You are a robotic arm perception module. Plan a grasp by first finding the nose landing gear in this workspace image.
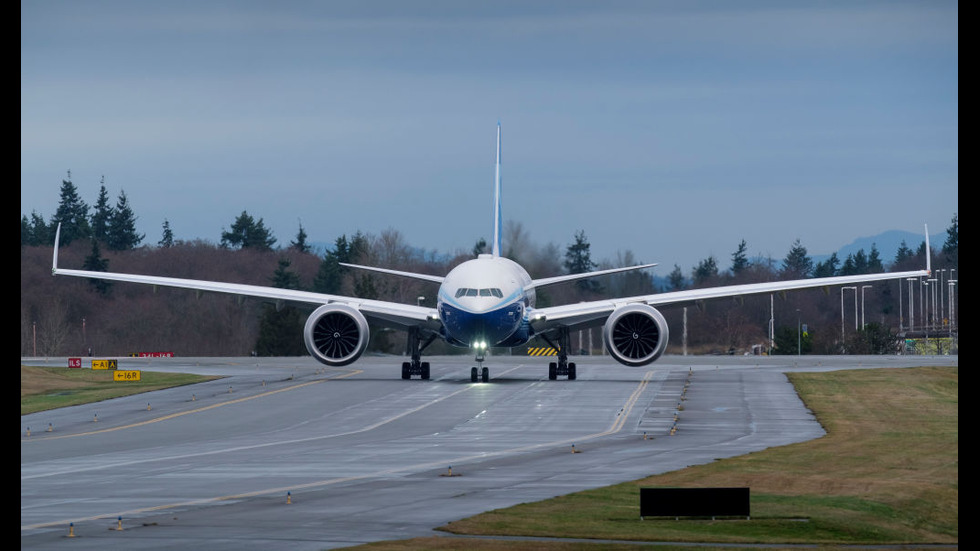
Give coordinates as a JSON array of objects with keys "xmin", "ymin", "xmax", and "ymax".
[{"xmin": 470, "ymin": 352, "xmax": 489, "ymax": 383}]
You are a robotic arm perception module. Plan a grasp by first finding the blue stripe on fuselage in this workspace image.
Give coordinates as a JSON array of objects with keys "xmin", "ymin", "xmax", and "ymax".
[{"xmin": 438, "ymin": 299, "xmax": 523, "ymax": 347}]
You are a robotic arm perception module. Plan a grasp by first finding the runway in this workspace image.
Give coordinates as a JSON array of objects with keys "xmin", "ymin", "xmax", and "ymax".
[{"xmin": 21, "ymin": 353, "xmax": 956, "ymax": 550}]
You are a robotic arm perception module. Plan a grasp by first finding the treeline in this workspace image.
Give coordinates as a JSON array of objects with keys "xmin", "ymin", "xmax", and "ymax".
[{"xmin": 21, "ymin": 176, "xmax": 958, "ymax": 358}]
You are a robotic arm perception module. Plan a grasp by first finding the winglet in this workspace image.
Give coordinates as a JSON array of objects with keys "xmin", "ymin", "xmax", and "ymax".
[
  {"xmin": 924, "ymin": 224, "xmax": 931, "ymax": 275},
  {"xmin": 492, "ymin": 121, "xmax": 502, "ymax": 257},
  {"xmin": 52, "ymin": 223, "xmax": 61, "ymax": 275}
]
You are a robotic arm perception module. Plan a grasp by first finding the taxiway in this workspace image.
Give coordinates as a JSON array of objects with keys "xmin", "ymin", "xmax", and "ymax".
[{"xmin": 21, "ymin": 353, "xmax": 956, "ymax": 550}]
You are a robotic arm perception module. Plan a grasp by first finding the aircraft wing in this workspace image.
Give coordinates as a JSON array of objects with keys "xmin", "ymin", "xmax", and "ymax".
[
  {"xmin": 51, "ymin": 229, "xmax": 437, "ymax": 331},
  {"xmin": 529, "ymin": 267, "xmax": 931, "ymax": 332}
]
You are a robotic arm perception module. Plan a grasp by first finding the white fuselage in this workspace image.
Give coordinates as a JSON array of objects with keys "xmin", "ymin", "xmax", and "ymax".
[{"xmin": 436, "ymin": 254, "xmax": 535, "ymax": 348}]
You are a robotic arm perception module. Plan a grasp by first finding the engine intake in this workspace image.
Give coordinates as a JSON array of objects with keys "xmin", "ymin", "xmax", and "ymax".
[
  {"xmin": 304, "ymin": 304, "xmax": 369, "ymax": 366},
  {"xmin": 602, "ymin": 304, "xmax": 669, "ymax": 366}
]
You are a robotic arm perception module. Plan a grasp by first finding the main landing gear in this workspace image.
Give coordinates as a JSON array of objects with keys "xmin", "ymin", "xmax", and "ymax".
[
  {"xmin": 540, "ymin": 327, "xmax": 576, "ymax": 381},
  {"xmin": 402, "ymin": 327, "xmax": 437, "ymax": 380}
]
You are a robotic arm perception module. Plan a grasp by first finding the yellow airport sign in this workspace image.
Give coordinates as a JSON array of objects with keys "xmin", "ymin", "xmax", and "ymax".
[
  {"xmin": 113, "ymin": 370, "xmax": 141, "ymax": 381},
  {"xmin": 92, "ymin": 359, "xmax": 118, "ymax": 370}
]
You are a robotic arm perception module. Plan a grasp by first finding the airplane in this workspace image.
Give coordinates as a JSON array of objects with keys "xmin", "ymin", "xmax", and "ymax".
[{"xmin": 52, "ymin": 122, "xmax": 932, "ymax": 382}]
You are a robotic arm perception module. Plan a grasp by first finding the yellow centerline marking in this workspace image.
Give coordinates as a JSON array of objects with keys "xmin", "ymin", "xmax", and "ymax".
[{"xmin": 22, "ymin": 366, "xmax": 655, "ymax": 532}]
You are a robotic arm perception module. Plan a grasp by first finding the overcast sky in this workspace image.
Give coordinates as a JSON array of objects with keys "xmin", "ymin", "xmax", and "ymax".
[{"xmin": 22, "ymin": 1, "xmax": 957, "ymax": 273}]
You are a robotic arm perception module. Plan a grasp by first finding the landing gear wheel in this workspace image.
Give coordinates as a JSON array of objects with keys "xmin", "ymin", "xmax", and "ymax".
[
  {"xmin": 481, "ymin": 367, "xmax": 489, "ymax": 383},
  {"xmin": 421, "ymin": 362, "xmax": 430, "ymax": 380},
  {"xmin": 549, "ymin": 362, "xmax": 557, "ymax": 380},
  {"xmin": 471, "ymin": 367, "xmax": 478, "ymax": 383},
  {"xmin": 402, "ymin": 362, "xmax": 411, "ymax": 380},
  {"xmin": 568, "ymin": 362, "xmax": 577, "ymax": 380}
]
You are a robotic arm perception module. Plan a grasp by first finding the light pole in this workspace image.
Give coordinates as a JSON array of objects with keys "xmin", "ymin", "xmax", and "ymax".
[
  {"xmin": 906, "ymin": 278, "xmax": 917, "ymax": 332},
  {"xmin": 937, "ymin": 269, "xmax": 946, "ymax": 325},
  {"xmin": 898, "ymin": 278, "xmax": 903, "ymax": 332},
  {"xmin": 841, "ymin": 286, "xmax": 857, "ymax": 344},
  {"xmin": 919, "ymin": 279, "xmax": 928, "ymax": 335},
  {"xmin": 769, "ymin": 294, "xmax": 775, "ymax": 355},
  {"xmin": 861, "ymin": 285, "xmax": 872, "ymax": 330},
  {"xmin": 947, "ymin": 279, "xmax": 956, "ymax": 335},
  {"xmin": 796, "ymin": 309, "xmax": 801, "ymax": 356}
]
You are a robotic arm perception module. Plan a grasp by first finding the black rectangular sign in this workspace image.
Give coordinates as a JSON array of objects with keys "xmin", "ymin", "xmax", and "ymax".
[{"xmin": 640, "ymin": 487, "xmax": 750, "ymax": 518}]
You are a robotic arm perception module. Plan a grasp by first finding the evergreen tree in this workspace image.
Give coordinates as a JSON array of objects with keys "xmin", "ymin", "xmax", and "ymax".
[
  {"xmin": 159, "ymin": 219, "xmax": 174, "ymax": 248},
  {"xmin": 106, "ymin": 189, "xmax": 144, "ymax": 250},
  {"xmin": 90, "ymin": 179, "xmax": 113, "ymax": 244},
  {"xmin": 220, "ymin": 211, "xmax": 277, "ymax": 250},
  {"xmin": 730, "ymin": 239, "xmax": 749, "ymax": 278},
  {"xmin": 867, "ymin": 244, "xmax": 884, "ymax": 273},
  {"xmin": 472, "ymin": 237, "xmax": 488, "ymax": 256},
  {"xmin": 692, "ymin": 256, "xmax": 719, "ymax": 285},
  {"xmin": 564, "ymin": 230, "xmax": 600, "ymax": 294},
  {"xmin": 813, "ymin": 252, "xmax": 840, "ymax": 278},
  {"xmin": 290, "ymin": 221, "xmax": 311, "ymax": 253},
  {"xmin": 22, "ymin": 210, "xmax": 51, "ymax": 246},
  {"xmin": 780, "ymin": 239, "xmax": 813, "ymax": 279},
  {"xmin": 942, "ymin": 213, "xmax": 957, "ymax": 266},
  {"xmin": 894, "ymin": 240, "xmax": 915, "ymax": 265},
  {"xmin": 51, "ymin": 174, "xmax": 91, "ymax": 246},
  {"xmin": 254, "ymin": 258, "xmax": 305, "ymax": 356},
  {"xmin": 667, "ymin": 264, "xmax": 686, "ymax": 291},
  {"xmin": 82, "ymin": 238, "xmax": 111, "ymax": 294},
  {"xmin": 348, "ymin": 231, "xmax": 369, "ymax": 262},
  {"xmin": 851, "ymin": 249, "xmax": 869, "ymax": 274},
  {"xmin": 313, "ymin": 235, "xmax": 351, "ymax": 294},
  {"xmin": 20, "ymin": 215, "xmax": 30, "ymax": 246}
]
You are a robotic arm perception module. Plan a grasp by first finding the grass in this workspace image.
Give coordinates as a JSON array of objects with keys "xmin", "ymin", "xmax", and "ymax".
[
  {"xmin": 351, "ymin": 366, "xmax": 958, "ymax": 549},
  {"xmin": 20, "ymin": 365, "xmax": 220, "ymax": 415}
]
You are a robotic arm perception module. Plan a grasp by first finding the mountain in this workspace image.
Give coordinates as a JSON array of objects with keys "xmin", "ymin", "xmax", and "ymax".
[{"xmin": 811, "ymin": 229, "xmax": 944, "ymax": 266}]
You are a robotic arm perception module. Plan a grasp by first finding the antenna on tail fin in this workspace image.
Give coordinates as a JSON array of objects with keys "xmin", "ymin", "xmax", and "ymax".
[{"xmin": 492, "ymin": 121, "xmax": 502, "ymax": 257}]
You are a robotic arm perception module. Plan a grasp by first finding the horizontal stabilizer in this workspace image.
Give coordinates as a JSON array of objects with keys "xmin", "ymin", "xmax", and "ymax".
[
  {"xmin": 528, "ymin": 263, "xmax": 657, "ymax": 291},
  {"xmin": 339, "ymin": 263, "xmax": 445, "ymax": 284}
]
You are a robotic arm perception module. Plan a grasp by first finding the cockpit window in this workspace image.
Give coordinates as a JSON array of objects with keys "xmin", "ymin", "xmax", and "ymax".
[{"xmin": 455, "ymin": 287, "xmax": 505, "ymax": 299}]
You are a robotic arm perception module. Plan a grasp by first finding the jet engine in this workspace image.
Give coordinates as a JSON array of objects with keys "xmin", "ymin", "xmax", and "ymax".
[
  {"xmin": 303, "ymin": 304, "xmax": 370, "ymax": 366},
  {"xmin": 602, "ymin": 304, "xmax": 669, "ymax": 366}
]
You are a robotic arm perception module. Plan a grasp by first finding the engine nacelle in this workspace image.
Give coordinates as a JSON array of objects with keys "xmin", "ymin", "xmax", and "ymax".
[
  {"xmin": 304, "ymin": 304, "xmax": 370, "ymax": 366},
  {"xmin": 602, "ymin": 304, "xmax": 669, "ymax": 367}
]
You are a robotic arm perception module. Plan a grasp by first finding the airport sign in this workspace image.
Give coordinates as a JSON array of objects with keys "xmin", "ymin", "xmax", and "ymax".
[{"xmin": 92, "ymin": 359, "xmax": 118, "ymax": 370}]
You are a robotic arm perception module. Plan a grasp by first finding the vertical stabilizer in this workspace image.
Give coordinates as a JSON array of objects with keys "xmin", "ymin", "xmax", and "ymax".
[{"xmin": 492, "ymin": 121, "xmax": 502, "ymax": 257}]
